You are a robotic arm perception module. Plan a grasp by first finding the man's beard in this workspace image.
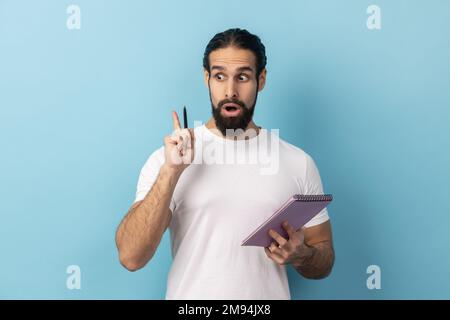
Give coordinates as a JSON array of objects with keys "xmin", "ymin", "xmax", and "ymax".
[{"xmin": 208, "ymin": 82, "xmax": 258, "ymax": 137}]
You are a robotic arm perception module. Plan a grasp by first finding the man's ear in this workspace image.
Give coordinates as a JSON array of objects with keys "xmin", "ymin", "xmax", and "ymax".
[
  {"xmin": 204, "ymin": 68, "xmax": 210, "ymax": 88},
  {"xmin": 257, "ymin": 68, "xmax": 267, "ymax": 92}
]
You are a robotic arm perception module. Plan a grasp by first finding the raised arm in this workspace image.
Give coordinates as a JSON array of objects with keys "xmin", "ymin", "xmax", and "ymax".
[{"xmin": 115, "ymin": 111, "xmax": 195, "ymax": 271}]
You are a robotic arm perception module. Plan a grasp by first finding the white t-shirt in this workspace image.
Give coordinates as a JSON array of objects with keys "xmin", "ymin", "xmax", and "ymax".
[{"xmin": 134, "ymin": 124, "xmax": 330, "ymax": 300}]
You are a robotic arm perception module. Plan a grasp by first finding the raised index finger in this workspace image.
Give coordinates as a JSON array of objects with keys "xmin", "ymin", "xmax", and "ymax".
[{"xmin": 172, "ymin": 111, "xmax": 181, "ymax": 130}]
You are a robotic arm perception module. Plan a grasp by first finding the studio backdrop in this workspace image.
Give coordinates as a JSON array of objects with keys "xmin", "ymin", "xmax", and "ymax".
[{"xmin": 1, "ymin": 0, "xmax": 449, "ymax": 299}]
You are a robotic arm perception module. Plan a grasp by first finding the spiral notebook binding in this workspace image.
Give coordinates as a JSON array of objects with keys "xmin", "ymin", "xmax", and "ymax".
[{"xmin": 293, "ymin": 194, "xmax": 333, "ymax": 202}]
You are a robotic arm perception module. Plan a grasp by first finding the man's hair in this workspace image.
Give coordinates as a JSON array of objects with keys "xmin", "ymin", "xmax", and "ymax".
[{"xmin": 203, "ymin": 28, "xmax": 267, "ymax": 78}]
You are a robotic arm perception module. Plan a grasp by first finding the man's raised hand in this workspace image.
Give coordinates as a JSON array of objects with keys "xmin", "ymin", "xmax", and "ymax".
[{"xmin": 163, "ymin": 111, "xmax": 195, "ymax": 174}]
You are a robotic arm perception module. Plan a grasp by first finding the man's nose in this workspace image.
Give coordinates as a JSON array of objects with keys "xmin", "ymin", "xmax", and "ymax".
[{"xmin": 225, "ymin": 79, "xmax": 238, "ymax": 99}]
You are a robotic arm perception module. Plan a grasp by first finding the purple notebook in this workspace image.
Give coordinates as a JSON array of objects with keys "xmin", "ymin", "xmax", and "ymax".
[{"xmin": 241, "ymin": 194, "xmax": 333, "ymax": 247}]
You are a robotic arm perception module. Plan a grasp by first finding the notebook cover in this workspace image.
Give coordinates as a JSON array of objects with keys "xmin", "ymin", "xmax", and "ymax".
[{"xmin": 241, "ymin": 194, "xmax": 333, "ymax": 247}]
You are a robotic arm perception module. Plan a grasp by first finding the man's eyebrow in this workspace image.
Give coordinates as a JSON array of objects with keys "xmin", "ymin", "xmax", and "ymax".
[
  {"xmin": 210, "ymin": 65, "xmax": 254, "ymax": 73},
  {"xmin": 211, "ymin": 65, "xmax": 225, "ymax": 71},
  {"xmin": 236, "ymin": 66, "xmax": 254, "ymax": 73}
]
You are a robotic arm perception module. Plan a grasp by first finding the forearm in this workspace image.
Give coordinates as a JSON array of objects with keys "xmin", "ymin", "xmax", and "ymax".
[
  {"xmin": 116, "ymin": 164, "xmax": 181, "ymax": 270},
  {"xmin": 293, "ymin": 241, "xmax": 335, "ymax": 279}
]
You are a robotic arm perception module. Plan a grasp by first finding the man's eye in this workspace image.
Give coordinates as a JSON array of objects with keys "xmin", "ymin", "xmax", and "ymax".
[
  {"xmin": 238, "ymin": 74, "xmax": 249, "ymax": 81},
  {"xmin": 214, "ymin": 74, "xmax": 225, "ymax": 80}
]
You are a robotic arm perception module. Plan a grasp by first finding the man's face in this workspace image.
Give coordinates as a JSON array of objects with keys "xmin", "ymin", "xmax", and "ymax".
[{"xmin": 204, "ymin": 46, "xmax": 266, "ymax": 136}]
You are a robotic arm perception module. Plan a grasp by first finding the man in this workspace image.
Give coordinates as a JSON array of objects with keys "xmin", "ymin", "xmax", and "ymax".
[{"xmin": 115, "ymin": 28, "xmax": 335, "ymax": 299}]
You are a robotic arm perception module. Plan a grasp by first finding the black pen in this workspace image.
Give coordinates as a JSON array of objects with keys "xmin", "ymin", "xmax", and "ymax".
[{"xmin": 183, "ymin": 106, "xmax": 188, "ymax": 129}]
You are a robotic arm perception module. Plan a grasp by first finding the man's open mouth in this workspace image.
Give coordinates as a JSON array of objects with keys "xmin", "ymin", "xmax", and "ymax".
[
  {"xmin": 222, "ymin": 106, "xmax": 241, "ymax": 117},
  {"xmin": 222, "ymin": 104, "xmax": 242, "ymax": 117}
]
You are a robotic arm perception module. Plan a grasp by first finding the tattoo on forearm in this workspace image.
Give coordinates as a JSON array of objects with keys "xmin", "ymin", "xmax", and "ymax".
[{"xmin": 295, "ymin": 241, "xmax": 335, "ymax": 279}]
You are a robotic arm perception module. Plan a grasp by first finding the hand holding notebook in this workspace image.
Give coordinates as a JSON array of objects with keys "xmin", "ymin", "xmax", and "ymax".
[{"xmin": 241, "ymin": 194, "xmax": 333, "ymax": 247}]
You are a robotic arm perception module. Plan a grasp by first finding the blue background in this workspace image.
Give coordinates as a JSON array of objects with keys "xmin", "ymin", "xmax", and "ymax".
[{"xmin": 1, "ymin": 0, "xmax": 449, "ymax": 299}]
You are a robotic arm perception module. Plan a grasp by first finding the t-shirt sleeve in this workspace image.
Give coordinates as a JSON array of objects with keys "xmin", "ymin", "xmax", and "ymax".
[
  {"xmin": 303, "ymin": 153, "xmax": 330, "ymax": 228},
  {"xmin": 134, "ymin": 147, "xmax": 176, "ymax": 213}
]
